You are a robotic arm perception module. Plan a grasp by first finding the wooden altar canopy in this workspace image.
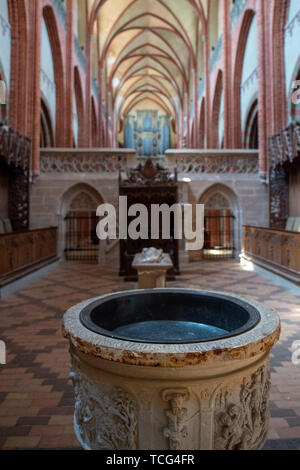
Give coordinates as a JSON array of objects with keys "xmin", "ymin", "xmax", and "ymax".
[{"xmin": 119, "ymin": 159, "xmax": 180, "ymax": 280}]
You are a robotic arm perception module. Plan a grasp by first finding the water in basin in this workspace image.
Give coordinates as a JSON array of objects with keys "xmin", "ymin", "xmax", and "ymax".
[{"xmin": 113, "ymin": 320, "xmax": 229, "ymax": 342}]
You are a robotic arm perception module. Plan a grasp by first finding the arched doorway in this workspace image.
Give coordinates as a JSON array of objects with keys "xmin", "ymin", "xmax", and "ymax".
[
  {"xmin": 59, "ymin": 184, "xmax": 103, "ymax": 263},
  {"xmin": 199, "ymin": 184, "xmax": 241, "ymax": 260}
]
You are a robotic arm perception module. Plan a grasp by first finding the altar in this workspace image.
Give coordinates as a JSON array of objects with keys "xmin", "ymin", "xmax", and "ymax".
[
  {"xmin": 119, "ymin": 159, "xmax": 180, "ymax": 280},
  {"xmin": 132, "ymin": 248, "xmax": 173, "ymax": 289}
]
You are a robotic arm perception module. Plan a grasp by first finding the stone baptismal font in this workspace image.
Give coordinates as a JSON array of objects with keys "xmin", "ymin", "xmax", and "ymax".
[{"xmin": 63, "ymin": 289, "xmax": 280, "ymax": 450}]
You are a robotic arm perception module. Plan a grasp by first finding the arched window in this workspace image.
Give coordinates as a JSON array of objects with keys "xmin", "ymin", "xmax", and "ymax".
[
  {"xmin": 290, "ymin": 67, "xmax": 300, "ymax": 122},
  {"xmin": 0, "ymin": 71, "xmax": 8, "ymax": 124},
  {"xmin": 40, "ymin": 98, "xmax": 54, "ymax": 148},
  {"xmin": 244, "ymin": 99, "xmax": 259, "ymax": 149}
]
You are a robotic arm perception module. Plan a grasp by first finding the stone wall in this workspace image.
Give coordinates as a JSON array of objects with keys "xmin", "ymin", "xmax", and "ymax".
[
  {"xmin": 30, "ymin": 149, "xmax": 268, "ymax": 265},
  {"xmin": 186, "ymin": 174, "xmax": 268, "ymax": 257},
  {"xmin": 30, "ymin": 173, "xmax": 119, "ymax": 258}
]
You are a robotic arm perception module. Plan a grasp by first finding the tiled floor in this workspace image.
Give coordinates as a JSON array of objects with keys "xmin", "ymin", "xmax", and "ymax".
[{"xmin": 0, "ymin": 260, "xmax": 299, "ymax": 450}]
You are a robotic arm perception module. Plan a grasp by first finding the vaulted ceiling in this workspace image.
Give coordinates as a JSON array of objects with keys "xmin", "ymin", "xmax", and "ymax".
[{"xmin": 88, "ymin": 0, "xmax": 219, "ymax": 123}]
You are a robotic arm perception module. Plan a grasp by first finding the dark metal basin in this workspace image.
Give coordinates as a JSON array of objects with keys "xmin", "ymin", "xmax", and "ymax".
[{"xmin": 79, "ymin": 289, "xmax": 260, "ymax": 344}]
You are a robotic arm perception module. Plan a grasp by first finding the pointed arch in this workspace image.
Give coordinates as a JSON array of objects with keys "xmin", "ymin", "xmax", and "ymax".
[
  {"xmin": 42, "ymin": 5, "xmax": 65, "ymax": 146},
  {"xmin": 57, "ymin": 183, "xmax": 104, "ymax": 258},
  {"xmin": 233, "ymin": 9, "xmax": 256, "ymax": 148},
  {"xmin": 244, "ymin": 97, "xmax": 259, "ymax": 149},
  {"xmin": 199, "ymin": 183, "xmax": 242, "ymax": 257}
]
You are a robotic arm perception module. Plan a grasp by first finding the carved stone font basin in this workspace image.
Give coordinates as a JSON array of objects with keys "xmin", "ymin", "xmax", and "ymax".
[{"xmin": 63, "ymin": 289, "xmax": 280, "ymax": 450}]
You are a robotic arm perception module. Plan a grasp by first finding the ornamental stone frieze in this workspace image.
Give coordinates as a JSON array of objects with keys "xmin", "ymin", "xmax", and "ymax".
[
  {"xmin": 165, "ymin": 150, "xmax": 259, "ymax": 175},
  {"xmin": 39, "ymin": 149, "xmax": 136, "ymax": 174},
  {"xmin": 39, "ymin": 149, "xmax": 261, "ymax": 176}
]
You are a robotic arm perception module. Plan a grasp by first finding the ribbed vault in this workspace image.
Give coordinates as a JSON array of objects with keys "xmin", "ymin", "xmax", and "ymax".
[{"xmin": 86, "ymin": 0, "xmax": 220, "ymax": 147}]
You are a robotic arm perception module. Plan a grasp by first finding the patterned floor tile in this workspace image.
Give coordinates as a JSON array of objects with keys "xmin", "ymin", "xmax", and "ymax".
[{"xmin": 0, "ymin": 260, "xmax": 299, "ymax": 450}]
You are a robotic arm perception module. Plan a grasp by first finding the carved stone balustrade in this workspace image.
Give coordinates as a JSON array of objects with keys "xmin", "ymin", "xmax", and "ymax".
[
  {"xmin": 165, "ymin": 149, "xmax": 259, "ymax": 175},
  {"xmin": 38, "ymin": 148, "xmax": 261, "ymax": 177},
  {"xmin": 242, "ymin": 225, "xmax": 300, "ymax": 285},
  {"xmin": 39, "ymin": 148, "xmax": 137, "ymax": 174}
]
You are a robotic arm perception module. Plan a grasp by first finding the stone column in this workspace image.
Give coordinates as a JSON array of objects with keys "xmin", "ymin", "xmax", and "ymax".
[
  {"xmin": 257, "ymin": 0, "xmax": 268, "ymax": 179},
  {"xmin": 185, "ymin": 92, "xmax": 190, "ymax": 148},
  {"xmin": 7, "ymin": 0, "xmax": 28, "ymax": 136},
  {"xmin": 192, "ymin": 69, "xmax": 198, "ymax": 148},
  {"xmin": 65, "ymin": 0, "xmax": 75, "ymax": 147},
  {"xmin": 26, "ymin": 0, "xmax": 42, "ymax": 175},
  {"xmin": 98, "ymin": 69, "xmax": 104, "ymax": 147},
  {"xmin": 204, "ymin": 32, "xmax": 211, "ymax": 149},
  {"xmin": 222, "ymin": 0, "xmax": 233, "ymax": 149},
  {"xmin": 85, "ymin": 28, "xmax": 93, "ymax": 147}
]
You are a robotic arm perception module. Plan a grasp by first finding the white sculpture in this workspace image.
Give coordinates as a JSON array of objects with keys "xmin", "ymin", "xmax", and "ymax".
[{"xmin": 140, "ymin": 247, "xmax": 163, "ymax": 264}]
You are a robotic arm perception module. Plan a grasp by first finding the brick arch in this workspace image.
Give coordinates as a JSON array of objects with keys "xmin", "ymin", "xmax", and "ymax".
[
  {"xmin": 74, "ymin": 66, "xmax": 84, "ymax": 147},
  {"xmin": 211, "ymin": 70, "xmax": 223, "ymax": 148},
  {"xmin": 272, "ymin": 0, "xmax": 290, "ymax": 132},
  {"xmin": 7, "ymin": 0, "xmax": 28, "ymax": 133},
  {"xmin": 43, "ymin": 5, "xmax": 65, "ymax": 146},
  {"xmin": 233, "ymin": 9, "xmax": 256, "ymax": 148}
]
